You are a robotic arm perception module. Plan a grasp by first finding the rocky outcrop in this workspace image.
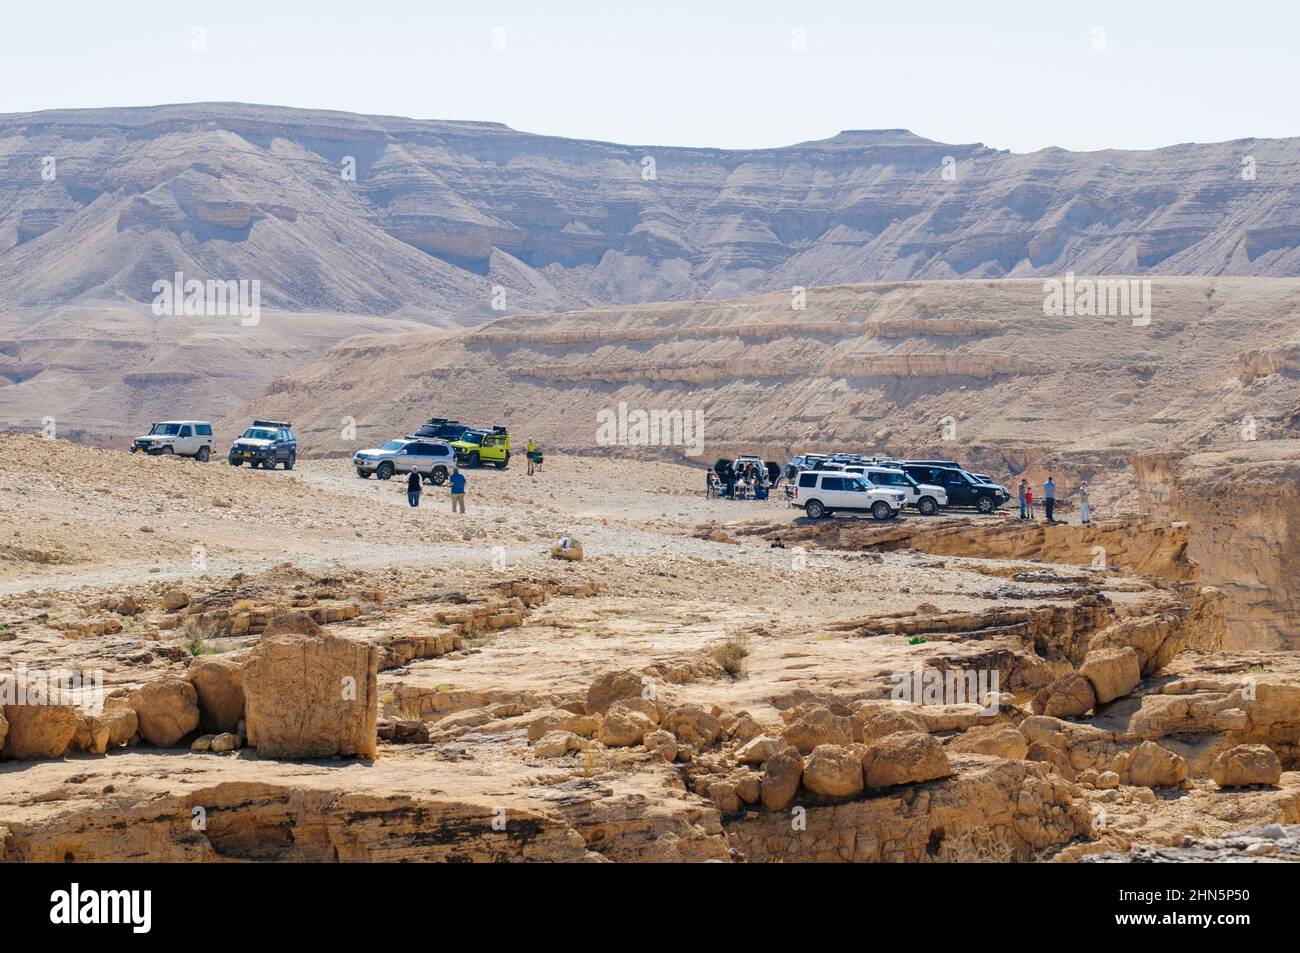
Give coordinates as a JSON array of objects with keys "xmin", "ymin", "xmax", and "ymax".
[
  {"xmin": 1134, "ymin": 444, "xmax": 1300, "ymax": 649},
  {"xmin": 241, "ymin": 618, "xmax": 381, "ymax": 759}
]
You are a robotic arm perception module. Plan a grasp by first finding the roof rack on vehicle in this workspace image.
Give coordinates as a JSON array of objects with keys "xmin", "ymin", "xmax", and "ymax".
[
  {"xmin": 491, "ymin": 425, "xmax": 508, "ymax": 433},
  {"xmin": 253, "ymin": 420, "xmax": 291, "ymax": 428}
]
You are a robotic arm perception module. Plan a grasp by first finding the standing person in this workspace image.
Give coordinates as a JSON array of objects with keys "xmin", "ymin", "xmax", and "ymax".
[
  {"xmin": 450, "ymin": 466, "xmax": 466, "ymax": 514},
  {"xmin": 1026, "ymin": 488, "xmax": 1035, "ymax": 520},
  {"xmin": 1072, "ymin": 481, "xmax": 1091, "ymax": 524},
  {"xmin": 406, "ymin": 468, "xmax": 422, "ymax": 508},
  {"xmin": 1044, "ymin": 475, "xmax": 1057, "ymax": 523},
  {"xmin": 526, "ymin": 438, "xmax": 536, "ymax": 477},
  {"xmin": 1018, "ymin": 480, "xmax": 1028, "ymax": 521}
]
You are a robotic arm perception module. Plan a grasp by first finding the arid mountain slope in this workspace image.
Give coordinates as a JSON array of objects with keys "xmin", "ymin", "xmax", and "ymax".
[
  {"xmin": 0, "ymin": 307, "xmax": 429, "ymax": 445},
  {"xmin": 237, "ymin": 276, "xmax": 1300, "ymax": 482},
  {"xmin": 3, "ymin": 103, "xmax": 1300, "ymax": 322}
]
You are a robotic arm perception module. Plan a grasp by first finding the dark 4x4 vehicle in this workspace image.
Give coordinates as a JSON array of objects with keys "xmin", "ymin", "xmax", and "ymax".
[
  {"xmin": 900, "ymin": 463, "xmax": 1009, "ymax": 514},
  {"xmin": 229, "ymin": 420, "xmax": 298, "ymax": 470},
  {"xmin": 412, "ymin": 417, "xmax": 467, "ymax": 441}
]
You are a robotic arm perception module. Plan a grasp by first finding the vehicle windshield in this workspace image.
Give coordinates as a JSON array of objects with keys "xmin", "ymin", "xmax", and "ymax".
[
  {"xmin": 871, "ymin": 471, "xmax": 904, "ymax": 486},
  {"xmin": 242, "ymin": 428, "xmax": 276, "ymax": 441},
  {"xmin": 149, "ymin": 423, "xmax": 182, "ymax": 436},
  {"xmin": 459, "ymin": 432, "xmax": 484, "ymax": 445},
  {"xmin": 380, "ymin": 440, "xmax": 407, "ymax": 451}
]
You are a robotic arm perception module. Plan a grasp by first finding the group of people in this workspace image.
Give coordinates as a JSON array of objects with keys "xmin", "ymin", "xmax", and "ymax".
[
  {"xmin": 403, "ymin": 437, "xmax": 543, "ymax": 512},
  {"xmin": 707, "ymin": 463, "xmax": 769, "ymax": 500},
  {"xmin": 406, "ymin": 466, "xmax": 467, "ymax": 512},
  {"xmin": 1017, "ymin": 475, "xmax": 1091, "ymax": 524}
]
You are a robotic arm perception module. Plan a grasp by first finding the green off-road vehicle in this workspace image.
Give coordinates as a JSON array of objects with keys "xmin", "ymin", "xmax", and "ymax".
[{"xmin": 449, "ymin": 426, "xmax": 510, "ymax": 468}]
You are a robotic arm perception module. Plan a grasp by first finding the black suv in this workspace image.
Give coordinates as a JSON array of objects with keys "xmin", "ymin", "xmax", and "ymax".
[
  {"xmin": 900, "ymin": 462, "xmax": 1009, "ymax": 514},
  {"xmin": 228, "ymin": 420, "xmax": 298, "ymax": 470},
  {"xmin": 413, "ymin": 417, "xmax": 467, "ymax": 441}
]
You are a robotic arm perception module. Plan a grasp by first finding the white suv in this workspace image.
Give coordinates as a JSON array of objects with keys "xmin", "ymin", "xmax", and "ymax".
[
  {"xmin": 852, "ymin": 465, "xmax": 947, "ymax": 516},
  {"xmin": 130, "ymin": 421, "xmax": 214, "ymax": 461},
  {"xmin": 353, "ymin": 438, "xmax": 455, "ymax": 484},
  {"xmin": 792, "ymin": 471, "xmax": 906, "ymax": 520}
]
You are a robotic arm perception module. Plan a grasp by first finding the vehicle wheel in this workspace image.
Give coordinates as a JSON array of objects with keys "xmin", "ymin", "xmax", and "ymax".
[
  {"xmin": 160, "ymin": 446, "xmax": 174, "ymax": 455},
  {"xmin": 494, "ymin": 451, "xmax": 509, "ymax": 469},
  {"xmin": 356, "ymin": 468, "xmax": 370, "ymax": 478},
  {"xmin": 230, "ymin": 458, "xmax": 242, "ymax": 467},
  {"xmin": 261, "ymin": 459, "xmax": 276, "ymax": 470},
  {"xmin": 871, "ymin": 500, "xmax": 894, "ymax": 521},
  {"xmin": 467, "ymin": 451, "xmax": 480, "ymax": 468},
  {"xmin": 917, "ymin": 496, "xmax": 938, "ymax": 516},
  {"xmin": 196, "ymin": 447, "xmax": 210, "ymax": 463},
  {"xmin": 427, "ymin": 467, "xmax": 447, "ymax": 486},
  {"xmin": 805, "ymin": 500, "xmax": 826, "ymax": 520},
  {"xmin": 283, "ymin": 453, "xmax": 295, "ymax": 471},
  {"xmin": 976, "ymin": 496, "xmax": 996, "ymax": 514},
  {"xmin": 376, "ymin": 462, "xmax": 394, "ymax": 480}
]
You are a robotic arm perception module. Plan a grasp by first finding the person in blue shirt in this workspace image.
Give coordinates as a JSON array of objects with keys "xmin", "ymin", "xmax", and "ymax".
[
  {"xmin": 450, "ymin": 467, "xmax": 466, "ymax": 513},
  {"xmin": 1044, "ymin": 476, "xmax": 1057, "ymax": 523},
  {"xmin": 1017, "ymin": 479, "xmax": 1028, "ymax": 520}
]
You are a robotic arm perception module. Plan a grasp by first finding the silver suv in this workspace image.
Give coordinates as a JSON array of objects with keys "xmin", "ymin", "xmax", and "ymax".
[
  {"xmin": 130, "ymin": 421, "xmax": 214, "ymax": 461},
  {"xmin": 353, "ymin": 438, "xmax": 455, "ymax": 483}
]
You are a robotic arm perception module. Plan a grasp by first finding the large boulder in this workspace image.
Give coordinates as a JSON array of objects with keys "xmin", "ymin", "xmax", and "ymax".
[
  {"xmin": 130, "ymin": 677, "xmax": 200, "ymax": 747},
  {"xmin": 241, "ymin": 623, "xmax": 380, "ymax": 759},
  {"xmin": 1212, "ymin": 745, "xmax": 1282, "ymax": 788},
  {"xmin": 802, "ymin": 744, "xmax": 864, "ymax": 798},
  {"xmin": 549, "ymin": 537, "xmax": 583, "ymax": 561},
  {"xmin": 861, "ymin": 731, "xmax": 951, "ymax": 788},
  {"xmin": 946, "ymin": 724, "xmax": 1029, "ymax": 759},
  {"xmin": 1032, "ymin": 672, "xmax": 1097, "ymax": 719},
  {"xmin": 779, "ymin": 707, "xmax": 856, "ymax": 753},
  {"xmin": 1124, "ymin": 741, "xmax": 1187, "ymax": 788},
  {"xmin": 1090, "ymin": 614, "xmax": 1184, "ymax": 675},
  {"xmin": 1, "ymin": 704, "xmax": 81, "ymax": 758},
  {"xmin": 186, "ymin": 655, "xmax": 244, "ymax": 734},
  {"xmin": 760, "ymin": 746, "xmax": 804, "ymax": 810},
  {"xmin": 736, "ymin": 735, "xmax": 780, "ymax": 765},
  {"xmin": 1080, "ymin": 647, "xmax": 1142, "ymax": 705},
  {"xmin": 527, "ymin": 709, "xmax": 600, "ymax": 741},
  {"xmin": 662, "ymin": 705, "xmax": 721, "ymax": 750},
  {"xmin": 585, "ymin": 670, "xmax": 646, "ymax": 713},
  {"xmin": 598, "ymin": 705, "xmax": 656, "ymax": 747},
  {"xmin": 856, "ymin": 705, "xmax": 926, "ymax": 743}
]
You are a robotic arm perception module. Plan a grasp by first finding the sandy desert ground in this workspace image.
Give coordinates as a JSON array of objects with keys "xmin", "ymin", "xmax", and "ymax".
[{"xmin": 1, "ymin": 433, "xmax": 1297, "ymax": 862}]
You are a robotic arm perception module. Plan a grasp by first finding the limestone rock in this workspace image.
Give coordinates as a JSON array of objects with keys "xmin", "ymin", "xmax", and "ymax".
[
  {"xmin": 1032, "ymin": 672, "xmax": 1097, "ymax": 719},
  {"xmin": 98, "ymin": 706, "xmax": 138, "ymax": 747},
  {"xmin": 1124, "ymin": 741, "xmax": 1187, "ymax": 788},
  {"xmin": 585, "ymin": 670, "xmax": 645, "ymax": 713},
  {"xmin": 191, "ymin": 734, "xmax": 214, "ymax": 752},
  {"xmin": 262, "ymin": 611, "xmax": 323, "ymax": 638},
  {"xmin": 856, "ymin": 705, "xmax": 926, "ymax": 743},
  {"xmin": 662, "ymin": 705, "xmax": 721, "ymax": 750},
  {"xmin": 760, "ymin": 746, "xmax": 804, "ymax": 810},
  {"xmin": 1081, "ymin": 646, "xmax": 1142, "ymax": 705},
  {"xmin": 209, "ymin": 732, "xmax": 242, "ymax": 753},
  {"xmin": 802, "ymin": 744, "xmax": 865, "ymax": 798},
  {"xmin": 528, "ymin": 709, "xmax": 600, "ymax": 741},
  {"xmin": 2, "ymin": 703, "xmax": 80, "ymax": 758},
  {"xmin": 643, "ymin": 729, "xmax": 678, "ymax": 762},
  {"xmin": 1212, "ymin": 745, "xmax": 1282, "ymax": 788},
  {"xmin": 186, "ymin": 655, "xmax": 244, "ymax": 734},
  {"xmin": 862, "ymin": 731, "xmax": 951, "ymax": 788},
  {"xmin": 549, "ymin": 537, "xmax": 583, "ymax": 560},
  {"xmin": 736, "ymin": 735, "xmax": 780, "ymax": 765},
  {"xmin": 779, "ymin": 706, "xmax": 855, "ymax": 754},
  {"xmin": 533, "ymin": 730, "xmax": 584, "ymax": 758},
  {"xmin": 161, "ymin": 589, "xmax": 190, "ymax": 611},
  {"xmin": 241, "ymin": 625, "xmax": 380, "ymax": 759},
  {"xmin": 598, "ymin": 705, "xmax": 655, "ymax": 747},
  {"xmin": 71, "ymin": 715, "xmax": 111, "ymax": 755},
  {"xmin": 946, "ymin": 724, "xmax": 1029, "ymax": 759},
  {"xmin": 130, "ymin": 677, "xmax": 200, "ymax": 747}
]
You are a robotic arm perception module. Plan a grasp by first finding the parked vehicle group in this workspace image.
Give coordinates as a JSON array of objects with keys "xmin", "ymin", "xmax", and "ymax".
[{"xmin": 710, "ymin": 450, "xmax": 1013, "ymax": 522}]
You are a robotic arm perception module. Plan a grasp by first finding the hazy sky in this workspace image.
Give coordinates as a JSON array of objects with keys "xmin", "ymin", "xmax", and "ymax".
[{"xmin": 0, "ymin": 0, "xmax": 1294, "ymax": 153}]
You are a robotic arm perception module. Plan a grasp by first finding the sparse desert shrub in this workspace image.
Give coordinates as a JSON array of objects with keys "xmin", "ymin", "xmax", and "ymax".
[{"xmin": 710, "ymin": 631, "xmax": 750, "ymax": 678}]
